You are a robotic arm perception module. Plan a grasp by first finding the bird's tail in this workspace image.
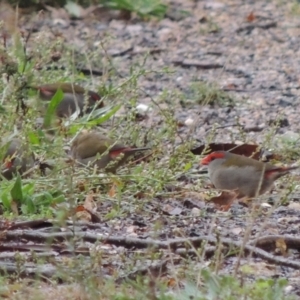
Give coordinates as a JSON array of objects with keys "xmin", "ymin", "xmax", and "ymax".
[
  {"xmin": 265, "ymin": 166, "xmax": 298, "ymax": 179},
  {"xmin": 110, "ymin": 147, "xmax": 149, "ymax": 158}
]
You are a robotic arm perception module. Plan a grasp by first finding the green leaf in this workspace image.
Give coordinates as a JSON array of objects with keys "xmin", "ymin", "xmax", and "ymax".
[
  {"xmin": 80, "ymin": 104, "xmax": 121, "ymax": 122},
  {"xmin": 10, "ymin": 174, "xmax": 23, "ymax": 202},
  {"xmin": 184, "ymin": 162, "xmax": 192, "ymax": 171},
  {"xmin": 85, "ymin": 104, "xmax": 121, "ymax": 125},
  {"xmin": 68, "ymin": 104, "xmax": 121, "ymax": 134},
  {"xmin": 52, "ymin": 194, "xmax": 66, "ymax": 204},
  {"xmin": 22, "ymin": 182, "xmax": 35, "ymax": 195},
  {"xmin": 103, "ymin": 0, "xmax": 166, "ymax": 18},
  {"xmin": 27, "ymin": 131, "xmax": 40, "ymax": 145},
  {"xmin": 24, "ymin": 196, "xmax": 36, "ymax": 214},
  {"xmin": 0, "ymin": 104, "xmax": 5, "ymax": 113},
  {"xmin": 0, "ymin": 182, "xmax": 13, "ymax": 209},
  {"xmin": 43, "ymin": 88, "xmax": 64, "ymax": 128},
  {"xmin": 34, "ymin": 191, "xmax": 53, "ymax": 206},
  {"xmin": 1, "ymin": 192, "xmax": 11, "ymax": 210}
]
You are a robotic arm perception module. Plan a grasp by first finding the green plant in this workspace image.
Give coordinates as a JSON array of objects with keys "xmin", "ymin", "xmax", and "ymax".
[
  {"xmin": 0, "ymin": 174, "xmax": 65, "ymax": 214},
  {"xmin": 103, "ymin": 0, "xmax": 167, "ymax": 18},
  {"xmin": 189, "ymin": 81, "xmax": 234, "ymax": 106},
  {"xmin": 172, "ymin": 270, "xmax": 293, "ymax": 300}
]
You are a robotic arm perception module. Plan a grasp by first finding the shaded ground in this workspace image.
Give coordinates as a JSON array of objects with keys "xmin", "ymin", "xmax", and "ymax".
[{"xmin": 1, "ymin": 0, "xmax": 300, "ymax": 298}]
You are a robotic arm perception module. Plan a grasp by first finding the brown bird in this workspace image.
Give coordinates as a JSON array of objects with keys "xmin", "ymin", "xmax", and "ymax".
[
  {"xmin": 70, "ymin": 132, "xmax": 149, "ymax": 173},
  {"xmin": 201, "ymin": 151, "xmax": 297, "ymax": 198},
  {"xmin": 32, "ymin": 83, "xmax": 103, "ymax": 118},
  {"xmin": 1, "ymin": 138, "xmax": 35, "ymax": 180}
]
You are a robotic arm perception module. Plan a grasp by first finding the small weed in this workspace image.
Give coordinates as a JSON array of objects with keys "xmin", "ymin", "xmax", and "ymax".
[
  {"xmin": 199, "ymin": 17, "xmax": 221, "ymax": 34},
  {"xmin": 290, "ymin": 1, "xmax": 300, "ymax": 15},
  {"xmin": 189, "ymin": 81, "xmax": 234, "ymax": 106},
  {"xmin": 103, "ymin": 0, "xmax": 167, "ymax": 18}
]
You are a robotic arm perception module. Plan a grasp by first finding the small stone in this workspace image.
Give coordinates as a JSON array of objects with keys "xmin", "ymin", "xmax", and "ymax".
[
  {"xmin": 260, "ymin": 202, "xmax": 272, "ymax": 208},
  {"xmin": 204, "ymin": 2, "xmax": 226, "ymax": 9},
  {"xmin": 126, "ymin": 24, "xmax": 143, "ymax": 35},
  {"xmin": 52, "ymin": 19, "xmax": 69, "ymax": 28},
  {"xmin": 136, "ymin": 104, "xmax": 152, "ymax": 114},
  {"xmin": 185, "ymin": 118, "xmax": 194, "ymax": 126},
  {"xmin": 284, "ymin": 285, "xmax": 293, "ymax": 294},
  {"xmin": 191, "ymin": 207, "xmax": 201, "ymax": 217},
  {"xmin": 231, "ymin": 227, "xmax": 243, "ymax": 235}
]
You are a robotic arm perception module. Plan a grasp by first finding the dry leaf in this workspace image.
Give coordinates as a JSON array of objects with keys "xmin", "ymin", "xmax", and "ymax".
[
  {"xmin": 191, "ymin": 143, "xmax": 279, "ymax": 162},
  {"xmin": 167, "ymin": 278, "xmax": 177, "ymax": 287},
  {"xmin": 247, "ymin": 12, "xmax": 256, "ymax": 22},
  {"xmin": 45, "ymin": 5, "xmax": 70, "ymax": 20},
  {"xmin": 83, "ymin": 193, "xmax": 97, "ymax": 211},
  {"xmin": 275, "ymin": 238, "xmax": 287, "ymax": 256},
  {"xmin": 108, "ymin": 184, "xmax": 116, "ymax": 198},
  {"xmin": 134, "ymin": 191, "xmax": 146, "ymax": 199},
  {"xmin": 75, "ymin": 210, "xmax": 92, "ymax": 222},
  {"xmin": 10, "ymin": 200, "xmax": 18, "ymax": 215},
  {"xmin": 0, "ymin": 2, "xmax": 17, "ymax": 37},
  {"xmin": 74, "ymin": 194, "xmax": 100, "ymax": 223},
  {"xmin": 108, "ymin": 178, "xmax": 124, "ymax": 197},
  {"xmin": 76, "ymin": 180, "xmax": 86, "ymax": 192},
  {"xmin": 223, "ymin": 83, "xmax": 239, "ymax": 90},
  {"xmin": 75, "ymin": 205, "xmax": 100, "ymax": 222},
  {"xmin": 84, "ymin": 193, "xmax": 101, "ymax": 222},
  {"xmin": 75, "ymin": 205, "xmax": 85, "ymax": 212},
  {"xmin": 191, "ymin": 143, "xmax": 262, "ymax": 159},
  {"xmin": 210, "ymin": 190, "xmax": 238, "ymax": 211}
]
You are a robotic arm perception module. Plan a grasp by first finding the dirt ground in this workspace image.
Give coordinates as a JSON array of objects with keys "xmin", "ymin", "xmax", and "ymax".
[{"xmin": 2, "ymin": 0, "xmax": 300, "ymax": 298}]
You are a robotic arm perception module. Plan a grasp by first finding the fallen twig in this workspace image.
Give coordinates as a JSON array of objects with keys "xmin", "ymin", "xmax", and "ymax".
[
  {"xmin": 3, "ymin": 231, "xmax": 300, "ymax": 268},
  {"xmin": 251, "ymin": 235, "xmax": 300, "ymax": 250}
]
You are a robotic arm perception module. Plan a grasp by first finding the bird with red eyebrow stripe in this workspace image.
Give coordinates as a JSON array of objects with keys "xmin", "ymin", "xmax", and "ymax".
[
  {"xmin": 201, "ymin": 151, "xmax": 297, "ymax": 198},
  {"xmin": 70, "ymin": 131, "xmax": 150, "ymax": 173}
]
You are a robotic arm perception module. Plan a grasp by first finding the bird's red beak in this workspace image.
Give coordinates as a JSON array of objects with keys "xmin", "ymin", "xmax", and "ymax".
[
  {"xmin": 39, "ymin": 88, "xmax": 53, "ymax": 98},
  {"xmin": 200, "ymin": 156, "xmax": 210, "ymax": 165},
  {"xmin": 2, "ymin": 159, "xmax": 13, "ymax": 169}
]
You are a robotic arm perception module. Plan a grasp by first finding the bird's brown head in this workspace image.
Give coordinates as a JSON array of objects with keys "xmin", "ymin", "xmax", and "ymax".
[{"xmin": 201, "ymin": 151, "xmax": 226, "ymax": 165}]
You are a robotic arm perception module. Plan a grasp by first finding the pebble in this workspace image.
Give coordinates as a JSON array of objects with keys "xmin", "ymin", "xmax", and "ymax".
[
  {"xmin": 191, "ymin": 207, "xmax": 201, "ymax": 217},
  {"xmin": 136, "ymin": 103, "xmax": 152, "ymax": 114},
  {"xmin": 185, "ymin": 118, "xmax": 194, "ymax": 126}
]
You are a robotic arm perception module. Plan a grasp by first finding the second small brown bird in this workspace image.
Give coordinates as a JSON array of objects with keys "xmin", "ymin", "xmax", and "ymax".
[
  {"xmin": 33, "ymin": 83, "xmax": 103, "ymax": 118},
  {"xmin": 70, "ymin": 132, "xmax": 149, "ymax": 173},
  {"xmin": 1, "ymin": 138, "xmax": 35, "ymax": 180}
]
